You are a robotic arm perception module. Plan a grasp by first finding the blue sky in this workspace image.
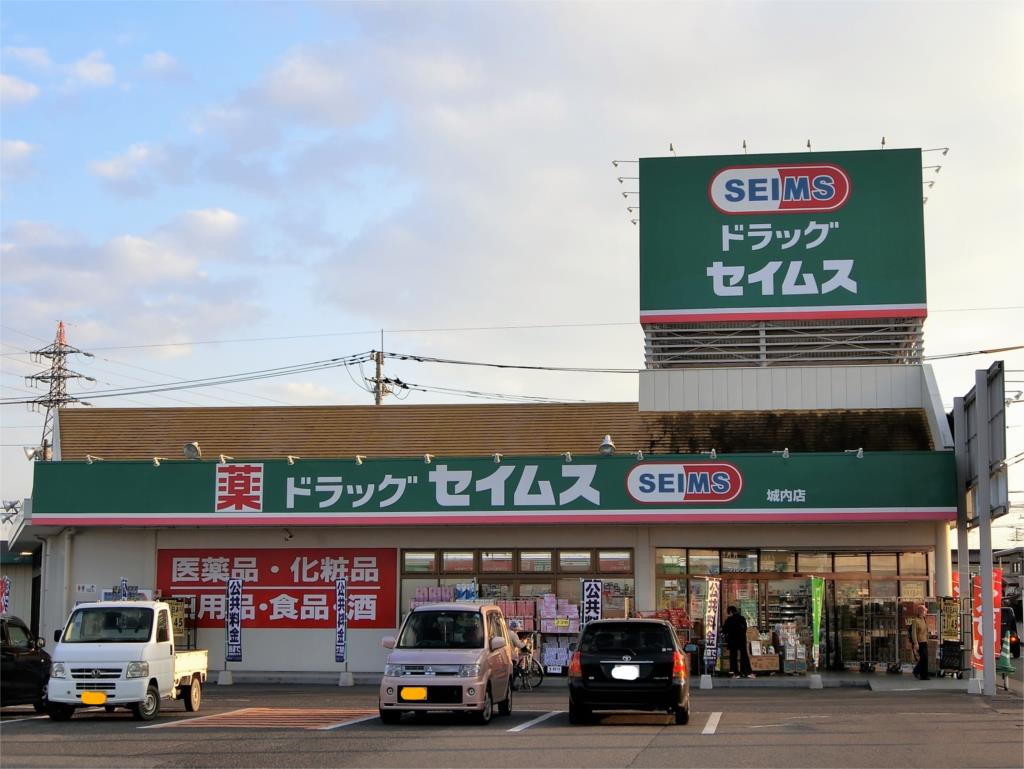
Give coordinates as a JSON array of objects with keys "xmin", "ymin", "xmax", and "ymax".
[{"xmin": 1, "ymin": 1, "xmax": 1022, "ymax": 542}]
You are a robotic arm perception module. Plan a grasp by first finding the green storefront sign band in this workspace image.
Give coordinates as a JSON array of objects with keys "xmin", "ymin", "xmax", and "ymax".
[
  {"xmin": 639, "ymin": 148, "xmax": 926, "ymax": 323},
  {"xmin": 31, "ymin": 452, "xmax": 955, "ymax": 527}
]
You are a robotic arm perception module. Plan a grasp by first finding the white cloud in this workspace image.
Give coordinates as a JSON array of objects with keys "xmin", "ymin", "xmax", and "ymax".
[
  {"xmin": 1, "ymin": 139, "xmax": 38, "ymax": 178},
  {"xmin": 69, "ymin": 50, "xmax": 115, "ymax": 87},
  {"xmin": 0, "ymin": 73, "xmax": 40, "ymax": 104},
  {"xmin": 0, "ymin": 213, "xmax": 264, "ymax": 356},
  {"xmin": 3, "ymin": 46, "xmax": 52, "ymax": 69},
  {"xmin": 142, "ymin": 51, "xmax": 187, "ymax": 80},
  {"xmin": 90, "ymin": 143, "xmax": 152, "ymax": 180}
]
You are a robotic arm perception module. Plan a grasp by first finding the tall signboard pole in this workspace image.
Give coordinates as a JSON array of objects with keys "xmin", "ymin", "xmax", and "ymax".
[
  {"xmin": 953, "ymin": 398, "xmax": 970, "ymax": 611},
  {"xmin": 974, "ymin": 370, "xmax": 995, "ymax": 696}
]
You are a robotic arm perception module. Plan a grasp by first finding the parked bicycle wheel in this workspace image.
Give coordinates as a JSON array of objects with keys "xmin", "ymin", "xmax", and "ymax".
[{"xmin": 524, "ymin": 658, "xmax": 544, "ymax": 689}]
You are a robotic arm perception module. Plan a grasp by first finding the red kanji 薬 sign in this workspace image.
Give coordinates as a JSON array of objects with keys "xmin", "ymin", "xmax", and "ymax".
[{"xmin": 215, "ymin": 464, "xmax": 264, "ymax": 512}]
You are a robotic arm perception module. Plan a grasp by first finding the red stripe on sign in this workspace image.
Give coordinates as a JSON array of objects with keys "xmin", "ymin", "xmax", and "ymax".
[
  {"xmin": 33, "ymin": 510, "xmax": 955, "ymax": 525},
  {"xmin": 641, "ymin": 307, "xmax": 928, "ymax": 324}
]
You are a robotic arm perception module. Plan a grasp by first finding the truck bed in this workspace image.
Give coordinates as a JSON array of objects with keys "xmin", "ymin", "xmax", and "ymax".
[{"xmin": 174, "ymin": 649, "xmax": 209, "ymax": 683}]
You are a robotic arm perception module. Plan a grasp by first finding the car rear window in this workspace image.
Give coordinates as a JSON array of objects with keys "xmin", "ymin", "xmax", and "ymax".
[
  {"xmin": 397, "ymin": 610, "xmax": 485, "ymax": 649},
  {"xmin": 579, "ymin": 623, "xmax": 674, "ymax": 654}
]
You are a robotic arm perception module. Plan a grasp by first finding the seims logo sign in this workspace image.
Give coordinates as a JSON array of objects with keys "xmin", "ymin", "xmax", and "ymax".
[
  {"xmin": 708, "ymin": 164, "xmax": 851, "ymax": 214},
  {"xmin": 626, "ymin": 462, "xmax": 742, "ymax": 504}
]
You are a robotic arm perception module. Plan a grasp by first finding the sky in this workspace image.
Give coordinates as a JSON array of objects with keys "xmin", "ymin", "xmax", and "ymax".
[{"xmin": 1, "ymin": 1, "xmax": 1021, "ymax": 546}]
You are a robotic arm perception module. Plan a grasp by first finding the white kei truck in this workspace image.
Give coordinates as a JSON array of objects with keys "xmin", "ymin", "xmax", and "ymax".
[{"xmin": 47, "ymin": 600, "xmax": 208, "ymax": 721}]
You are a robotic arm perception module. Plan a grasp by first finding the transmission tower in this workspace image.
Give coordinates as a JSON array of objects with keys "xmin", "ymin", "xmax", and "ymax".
[{"xmin": 24, "ymin": 321, "xmax": 95, "ymax": 460}]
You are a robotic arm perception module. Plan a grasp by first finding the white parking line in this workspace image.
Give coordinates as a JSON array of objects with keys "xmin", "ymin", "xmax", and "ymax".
[
  {"xmin": 702, "ymin": 711, "xmax": 722, "ymax": 735},
  {"xmin": 318, "ymin": 714, "xmax": 380, "ymax": 731},
  {"xmin": 507, "ymin": 710, "xmax": 563, "ymax": 732},
  {"xmin": 0, "ymin": 715, "xmax": 48, "ymax": 724}
]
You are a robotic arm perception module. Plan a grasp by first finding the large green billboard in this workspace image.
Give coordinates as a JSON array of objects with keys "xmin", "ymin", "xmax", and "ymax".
[
  {"xmin": 639, "ymin": 148, "xmax": 926, "ymax": 323},
  {"xmin": 31, "ymin": 452, "xmax": 955, "ymax": 526}
]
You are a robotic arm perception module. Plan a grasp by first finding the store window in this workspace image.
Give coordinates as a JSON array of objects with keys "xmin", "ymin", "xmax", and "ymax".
[
  {"xmin": 519, "ymin": 551, "xmax": 553, "ymax": 573},
  {"xmin": 870, "ymin": 554, "xmax": 898, "ymax": 575},
  {"xmin": 689, "ymin": 549, "xmax": 720, "ymax": 575},
  {"xmin": 598, "ymin": 550, "xmax": 632, "ymax": 573},
  {"xmin": 403, "ymin": 552, "xmax": 437, "ymax": 574},
  {"xmin": 480, "ymin": 551, "xmax": 514, "ymax": 573},
  {"xmin": 518, "ymin": 582, "xmax": 553, "ymax": 597},
  {"xmin": 656, "ymin": 548, "xmax": 686, "ymax": 575},
  {"xmin": 442, "ymin": 551, "xmax": 475, "ymax": 573},
  {"xmin": 479, "ymin": 582, "xmax": 512, "ymax": 600},
  {"xmin": 834, "ymin": 553, "xmax": 868, "ymax": 572},
  {"xmin": 762, "ymin": 550, "xmax": 795, "ymax": 573},
  {"xmin": 797, "ymin": 552, "xmax": 832, "ymax": 573},
  {"xmin": 656, "ymin": 578, "xmax": 687, "ymax": 610},
  {"xmin": 871, "ymin": 580, "xmax": 898, "ymax": 598},
  {"xmin": 558, "ymin": 550, "xmax": 592, "ymax": 572},
  {"xmin": 899, "ymin": 552, "xmax": 928, "ymax": 576},
  {"xmin": 601, "ymin": 579, "xmax": 635, "ymax": 618},
  {"xmin": 721, "ymin": 549, "xmax": 758, "ymax": 573},
  {"xmin": 900, "ymin": 581, "xmax": 927, "ymax": 599}
]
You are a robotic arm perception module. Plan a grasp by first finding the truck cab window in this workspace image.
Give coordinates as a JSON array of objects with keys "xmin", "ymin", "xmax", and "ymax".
[{"xmin": 157, "ymin": 611, "xmax": 170, "ymax": 643}]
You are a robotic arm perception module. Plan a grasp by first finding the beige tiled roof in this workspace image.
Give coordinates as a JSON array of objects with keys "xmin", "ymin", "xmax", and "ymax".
[{"xmin": 55, "ymin": 403, "xmax": 933, "ymax": 460}]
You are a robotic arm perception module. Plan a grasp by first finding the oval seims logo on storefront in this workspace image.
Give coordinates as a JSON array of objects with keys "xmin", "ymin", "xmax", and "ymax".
[
  {"xmin": 708, "ymin": 164, "xmax": 851, "ymax": 214},
  {"xmin": 626, "ymin": 462, "xmax": 742, "ymax": 504}
]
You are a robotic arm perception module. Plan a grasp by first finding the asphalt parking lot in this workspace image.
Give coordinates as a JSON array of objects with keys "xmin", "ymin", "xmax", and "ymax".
[{"xmin": 1, "ymin": 683, "xmax": 1021, "ymax": 769}]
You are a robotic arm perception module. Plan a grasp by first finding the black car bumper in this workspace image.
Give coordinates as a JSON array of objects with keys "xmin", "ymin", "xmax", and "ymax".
[{"xmin": 569, "ymin": 679, "xmax": 688, "ymax": 711}]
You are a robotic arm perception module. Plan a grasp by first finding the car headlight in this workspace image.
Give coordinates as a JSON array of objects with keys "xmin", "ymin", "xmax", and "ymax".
[
  {"xmin": 384, "ymin": 664, "xmax": 404, "ymax": 676},
  {"xmin": 458, "ymin": 664, "xmax": 481, "ymax": 678},
  {"xmin": 126, "ymin": 661, "xmax": 150, "ymax": 679},
  {"xmin": 51, "ymin": 662, "xmax": 67, "ymax": 679}
]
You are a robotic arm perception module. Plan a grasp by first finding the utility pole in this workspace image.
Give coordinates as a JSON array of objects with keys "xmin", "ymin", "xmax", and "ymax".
[
  {"xmin": 369, "ymin": 330, "xmax": 390, "ymax": 406},
  {"xmin": 25, "ymin": 321, "xmax": 95, "ymax": 460}
]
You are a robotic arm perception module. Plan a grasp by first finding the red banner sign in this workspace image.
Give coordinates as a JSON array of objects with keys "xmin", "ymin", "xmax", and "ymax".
[
  {"xmin": 156, "ymin": 549, "xmax": 397, "ymax": 629},
  {"xmin": 970, "ymin": 569, "xmax": 1003, "ymax": 670}
]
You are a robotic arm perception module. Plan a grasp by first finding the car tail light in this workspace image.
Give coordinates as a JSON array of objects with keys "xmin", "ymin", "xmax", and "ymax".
[
  {"xmin": 1012, "ymin": 635, "xmax": 1019, "ymax": 644},
  {"xmin": 672, "ymin": 651, "xmax": 687, "ymax": 680},
  {"xmin": 568, "ymin": 651, "xmax": 582, "ymax": 678}
]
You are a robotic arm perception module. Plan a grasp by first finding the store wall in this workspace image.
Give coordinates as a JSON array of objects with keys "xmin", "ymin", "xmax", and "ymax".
[{"xmin": 39, "ymin": 520, "xmax": 941, "ymax": 673}]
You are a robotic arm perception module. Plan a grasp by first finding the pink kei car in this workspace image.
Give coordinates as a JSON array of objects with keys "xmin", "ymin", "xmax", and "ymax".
[{"xmin": 379, "ymin": 603, "xmax": 514, "ymax": 724}]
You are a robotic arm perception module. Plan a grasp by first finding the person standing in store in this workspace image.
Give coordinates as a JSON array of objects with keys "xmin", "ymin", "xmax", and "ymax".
[
  {"xmin": 910, "ymin": 604, "xmax": 931, "ymax": 680},
  {"xmin": 722, "ymin": 605, "xmax": 755, "ymax": 678}
]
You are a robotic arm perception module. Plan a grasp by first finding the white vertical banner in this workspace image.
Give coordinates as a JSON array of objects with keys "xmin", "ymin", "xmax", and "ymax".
[
  {"xmin": 119, "ymin": 576, "xmax": 129, "ymax": 601},
  {"xmin": 582, "ymin": 579, "xmax": 603, "ymax": 623},
  {"xmin": 335, "ymin": 578, "xmax": 347, "ymax": 663},
  {"xmin": 225, "ymin": 578, "xmax": 243, "ymax": 662},
  {"xmin": 703, "ymin": 578, "xmax": 722, "ymax": 670}
]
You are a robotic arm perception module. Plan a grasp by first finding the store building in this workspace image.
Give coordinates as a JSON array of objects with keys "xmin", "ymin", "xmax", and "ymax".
[{"xmin": 17, "ymin": 147, "xmax": 958, "ymax": 678}]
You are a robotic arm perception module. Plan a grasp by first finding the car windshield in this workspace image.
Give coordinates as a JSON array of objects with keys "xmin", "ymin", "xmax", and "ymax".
[
  {"xmin": 397, "ymin": 610, "xmax": 485, "ymax": 649},
  {"xmin": 62, "ymin": 608, "xmax": 154, "ymax": 643},
  {"xmin": 579, "ymin": 622, "xmax": 675, "ymax": 655}
]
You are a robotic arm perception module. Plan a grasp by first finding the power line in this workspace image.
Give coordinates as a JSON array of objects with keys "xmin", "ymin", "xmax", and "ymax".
[
  {"xmin": 384, "ymin": 351, "xmax": 636, "ymax": 375},
  {"xmin": 924, "ymin": 344, "xmax": 1024, "ymax": 361}
]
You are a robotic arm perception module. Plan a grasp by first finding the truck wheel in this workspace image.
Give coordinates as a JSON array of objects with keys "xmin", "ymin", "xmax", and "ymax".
[
  {"xmin": 47, "ymin": 703, "xmax": 75, "ymax": 721},
  {"xmin": 131, "ymin": 685, "xmax": 161, "ymax": 721},
  {"xmin": 183, "ymin": 676, "xmax": 202, "ymax": 712}
]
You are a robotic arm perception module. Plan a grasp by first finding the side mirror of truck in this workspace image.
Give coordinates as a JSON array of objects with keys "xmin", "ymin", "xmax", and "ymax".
[
  {"xmin": 53, "ymin": 629, "xmax": 62, "ymax": 643},
  {"xmin": 36, "ymin": 638, "xmax": 46, "ymax": 649},
  {"xmin": 381, "ymin": 636, "xmax": 396, "ymax": 650},
  {"xmin": 683, "ymin": 643, "xmax": 698, "ymax": 653}
]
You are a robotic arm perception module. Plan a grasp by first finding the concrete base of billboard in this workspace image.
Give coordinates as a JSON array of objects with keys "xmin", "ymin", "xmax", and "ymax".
[
  {"xmin": 699, "ymin": 674, "xmax": 713, "ymax": 690},
  {"xmin": 967, "ymin": 676, "xmax": 983, "ymax": 695},
  {"xmin": 337, "ymin": 672, "xmax": 354, "ymax": 687},
  {"xmin": 809, "ymin": 674, "xmax": 823, "ymax": 689},
  {"xmin": 217, "ymin": 670, "xmax": 234, "ymax": 686}
]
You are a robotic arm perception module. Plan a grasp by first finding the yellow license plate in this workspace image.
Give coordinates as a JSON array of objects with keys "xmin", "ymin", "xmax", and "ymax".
[
  {"xmin": 399, "ymin": 687, "xmax": 428, "ymax": 701},
  {"xmin": 81, "ymin": 691, "xmax": 108, "ymax": 706}
]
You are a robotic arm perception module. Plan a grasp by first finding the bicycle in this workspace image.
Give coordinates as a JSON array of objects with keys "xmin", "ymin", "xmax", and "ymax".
[{"xmin": 512, "ymin": 638, "xmax": 544, "ymax": 691}]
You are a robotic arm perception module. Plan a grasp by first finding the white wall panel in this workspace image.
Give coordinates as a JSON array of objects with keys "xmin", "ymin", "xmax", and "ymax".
[{"xmin": 639, "ymin": 366, "xmax": 926, "ymax": 412}]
